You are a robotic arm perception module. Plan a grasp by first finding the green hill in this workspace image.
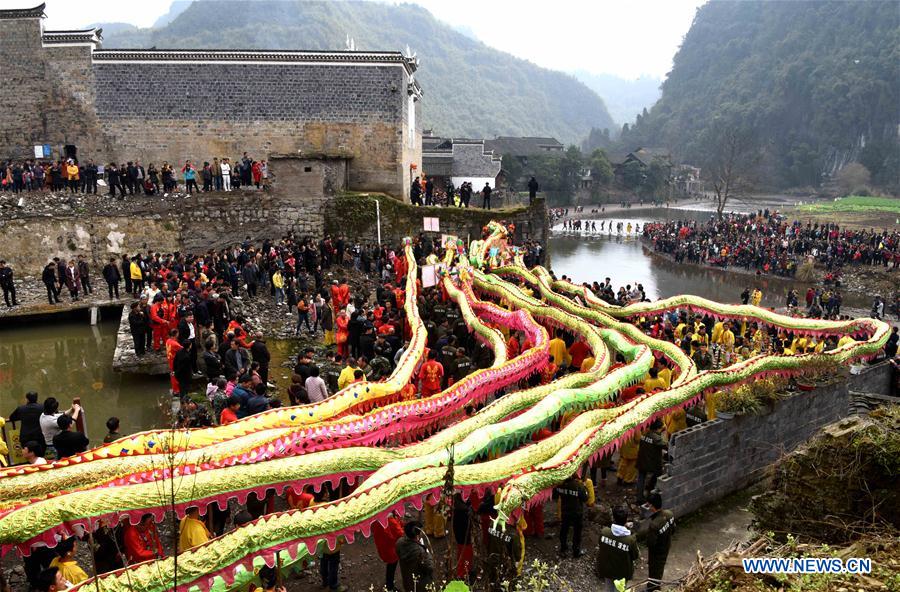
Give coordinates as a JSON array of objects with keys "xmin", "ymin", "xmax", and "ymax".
[
  {"xmin": 100, "ymin": 0, "xmax": 615, "ymax": 145},
  {"xmin": 619, "ymin": 0, "xmax": 900, "ymax": 191}
]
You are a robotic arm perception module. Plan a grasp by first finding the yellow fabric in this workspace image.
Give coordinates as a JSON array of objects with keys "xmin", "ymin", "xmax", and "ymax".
[
  {"xmin": 814, "ymin": 340, "xmax": 825, "ymax": 353},
  {"xmin": 750, "ymin": 289, "xmax": 763, "ymax": 306},
  {"xmin": 616, "ymin": 435, "xmax": 639, "ymax": 483},
  {"xmin": 580, "ymin": 356, "xmax": 595, "ymax": 372},
  {"xmin": 719, "ymin": 330, "xmax": 735, "ymax": 349},
  {"xmin": 548, "ymin": 338, "xmax": 570, "ymax": 368},
  {"xmin": 674, "ymin": 323, "xmax": 687, "ymax": 339},
  {"xmin": 584, "ymin": 478, "xmax": 595, "ymax": 506},
  {"xmin": 711, "ymin": 321, "xmax": 724, "ymax": 344},
  {"xmin": 130, "ymin": 262, "xmax": 142, "ymax": 280},
  {"xmin": 50, "ymin": 557, "xmax": 88, "ymax": 586},
  {"xmin": 643, "ymin": 377, "xmax": 667, "ymax": 393},
  {"xmin": 179, "ymin": 516, "xmax": 211, "ymax": 551},
  {"xmin": 423, "ymin": 502, "xmax": 446, "ymax": 538},
  {"xmin": 706, "ymin": 391, "xmax": 719, "ymax": 420},
  {"xmin": 337, "ymin": 366, "xmax": 356, "ymax": 390},
  {"xmin": 837, "ymin": 335, "xmax": 855, "ymax": 348},
  {"xmin": 664, "ymin": 408, "xmax": 687, "ymax": 436},
  {"xmin": 657, "ymin": 367, "xmax": 672, "ymax": 389},
  {"xmin": 272, "ymin": 272, "xmax": 284, "ymax": 289},
  {"xmin": 324, "ymin": 329, "xmax": 335, "ymax": 346}
]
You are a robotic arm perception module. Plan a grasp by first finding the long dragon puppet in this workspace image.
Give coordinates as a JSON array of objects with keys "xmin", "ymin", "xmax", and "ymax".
[{"xmin": 0, "ymin": 221, "xmax": 888, "ymax": 592}]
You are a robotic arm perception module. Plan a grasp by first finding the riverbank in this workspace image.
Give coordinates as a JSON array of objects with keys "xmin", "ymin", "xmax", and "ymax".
[{"xmin": 642, "ymin": 238, "xmax": 898, "ymax": 313}]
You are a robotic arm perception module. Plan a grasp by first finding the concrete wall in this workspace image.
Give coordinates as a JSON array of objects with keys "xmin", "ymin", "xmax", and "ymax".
[
  {"xmin": 658, "ymin": 379, "xmax": 853, "ymax": 518},
  {"xmin": 324, "ymin": 194, "xmax": 550, "ymax": 249}
]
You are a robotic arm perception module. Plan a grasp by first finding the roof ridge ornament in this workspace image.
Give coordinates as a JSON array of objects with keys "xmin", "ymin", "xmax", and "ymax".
[{"xmin": 0, "ymin": 2, "xmax": 46, "ymax": 19}]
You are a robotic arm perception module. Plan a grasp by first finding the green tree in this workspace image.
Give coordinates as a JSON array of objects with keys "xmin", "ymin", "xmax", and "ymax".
[{"xmin": 589, "ymin": 149, "xmax": 614, "ymax": 186}]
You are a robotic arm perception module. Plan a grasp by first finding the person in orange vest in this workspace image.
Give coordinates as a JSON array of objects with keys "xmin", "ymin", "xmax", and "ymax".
[
  {"xmin": 149, "ymin": 294, "xmax": 168, "ymax": 351},
  {"xmin": 419, "ymin": 350, "xmax": 444, "ymax": 397}
]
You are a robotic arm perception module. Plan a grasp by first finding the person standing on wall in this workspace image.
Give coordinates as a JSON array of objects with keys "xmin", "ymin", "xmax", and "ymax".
[
  {"xmin": 102, "ymin": 257, "xmax": 120, "ymax": 299},
  {"xmin": 212, "ymin": 158, "xmax": 223, "ymax": 191},
  {"xmin": 482, "ymin": 182, "xmax": 492, "ymax": 210},
  {"xmin": 83, "ymin": 160, "xmax": 98, "ymax": 194},
  {"xmin": 42, "ymin": 261, "xmax": 59, "ymax": 304},
  {"xmin": 221, "ymin": 158, "xmax": 232, "ymax": 192},
  {"xmin": 65, "ymin": 159, "xmax": 79, "ymax": 194},
  {"xmin": 527, "ymin": 176, "xmax": 539, "ymax": 204},
  {"xmin": 64, "ymin": 259, "xmax": 80, "ymax": 302},
  {"xmin": 76, "ymin": 255, "xmax": 92, "ymax": 296},
  {"xmin": 0, "ymin": 260, "xmax": 18, "ymax": 307}
]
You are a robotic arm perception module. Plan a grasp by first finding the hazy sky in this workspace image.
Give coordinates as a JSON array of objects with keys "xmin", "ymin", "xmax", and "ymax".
[{"xmin": 35, "ymin": 0, "xmax": 705, "ymax": 79}]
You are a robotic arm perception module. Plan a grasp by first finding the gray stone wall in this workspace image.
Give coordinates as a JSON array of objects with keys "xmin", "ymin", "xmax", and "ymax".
[
  {"xmin": 0, "ymin": 16, "xmax": 419, "ymax": 197},
  {"xmin": 657, "ymin": 380, "xmax": 853, "ymax": 517},
  {"xmin": 93, "ymin": 63, "xmax": 403, "ymax": 121}
]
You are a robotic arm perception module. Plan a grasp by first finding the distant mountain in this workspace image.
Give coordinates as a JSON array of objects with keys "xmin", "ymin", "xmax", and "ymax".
[
  {"xmin": 573, "ymin": 72, "xmax": 661, "ymax": 126},
  {"xmin": 100, "ymin": 0, "xmax": 615, "ymax": 145},
  {"xmin": 152, "ymin": 0, "xmax": 192, "ymax": 28},
  {"xmin": 620, "ymin": 0, "xmax": 900, "ymax": 191}
]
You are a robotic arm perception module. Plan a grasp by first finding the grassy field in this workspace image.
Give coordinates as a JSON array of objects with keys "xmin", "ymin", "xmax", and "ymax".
[{"xmin": 797, "ymin": 195, "xmax": 900, "ymax": 214}]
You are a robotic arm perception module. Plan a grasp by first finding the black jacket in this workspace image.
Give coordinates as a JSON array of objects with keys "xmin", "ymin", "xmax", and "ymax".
[
  {"xmin": 552, "ymin": 476, "xmax": 588, "ymax": 517},
  {"xmin": 250, "ymin": 340, "xmax": 271, "ymax": 367},
  {"xmin": 595, "ymin": 526, "xmax": 639, "ymax": 580},
  {"xmin": 0, "ymin": 266, "xmax": 13, "ymax": 288},
  {"xmin": 42, "ymin": 264, "xmax": 57, "ymax": 286},
  {"xmin": 9, "ymin": 402, "xmax": 43, "ymax": 445},
  {"xmin": 103, "ymin": 263, "xmax": 120, "ymax": 283},
  {"xmin": 637, "ymin": 431, "xmax": 666, "ymax": 474}
]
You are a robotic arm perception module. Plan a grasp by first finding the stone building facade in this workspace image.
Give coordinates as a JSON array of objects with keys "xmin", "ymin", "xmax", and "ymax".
[{"xmin": 0, "ymin": 4, "xmax": 422, "ymax": 197}]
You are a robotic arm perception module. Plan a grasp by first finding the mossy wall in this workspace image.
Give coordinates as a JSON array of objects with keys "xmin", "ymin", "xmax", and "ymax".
[{"xmin": 324, "ymin": 193, "xmax": 549, "ymax": 250}]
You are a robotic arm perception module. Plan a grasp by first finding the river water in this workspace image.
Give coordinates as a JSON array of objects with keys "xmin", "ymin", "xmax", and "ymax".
[
  {"xmin": 550, "ymin": 206, "xmax": 868, "ymax": 309},
  {"xmin": 0, "ymin": 316, "xmax": 298, "ymax": 440}
]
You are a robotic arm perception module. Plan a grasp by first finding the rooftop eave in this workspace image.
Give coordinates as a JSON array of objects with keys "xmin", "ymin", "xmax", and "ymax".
[
  {"xmin": 0, "ymin": 3, "xmax": 46, "ymax": 19},
  {"xmin": 42, "ymin": 27, "xmax": 102, "ymax": 47}
]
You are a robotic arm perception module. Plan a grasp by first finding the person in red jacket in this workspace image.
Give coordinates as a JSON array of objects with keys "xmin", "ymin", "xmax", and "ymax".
[
  {"xmin": 149, "ymin": 296, "xmax": 168, "ymax": 351},
  {"xmin": 568, "ymin": 338, "xmax": 591, "ymax": 371},
  {"xmin": 165, "ymin": 329, "xmax": 184, "ymax": 395},
  {"xmin": 372, "ymin": 512, "xmax": 404, "ymax": 591},
  {"xmin": 419, "ymin": 350, "xmax": 444, "ymax": 397},
  {"xmin": 123, "ymin": 514, "xmax": 163, "ymax": 564}
]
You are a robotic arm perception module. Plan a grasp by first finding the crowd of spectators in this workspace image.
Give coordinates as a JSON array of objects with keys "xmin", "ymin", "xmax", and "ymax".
[{"xmin": 643, "ymin": 210, "xmax": 900, "ymax": 277}]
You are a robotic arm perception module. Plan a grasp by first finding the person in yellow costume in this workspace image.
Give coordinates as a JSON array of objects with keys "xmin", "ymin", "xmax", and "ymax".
[
  {"xmin": 664, "ymin": 407, "xmax": 687, "ymax": 437},
  {"xmin": 642, "ymin": 367, "xmax": 667, "ymax": 393},
  {"xmin": 750, "ymin": 287, "xmax": 763, "ymax": 306},
  {"xmin": 711, "ymin": 320, "xmax": 724, "ymax": 344},
  {"xmin": 492, "ymin": 490, "xmax": 528, "ymax": 575},
  {"xmin": 424, "ymin": 499, "xmax": 447, "ymax": 538},
  {"xmin": 0, "ymin": 416, "xmax": 7, "ymax": 466},
  {"xmin": 616, "ymin": 433, "xmax": 640, "ymax": 484},
  {"xmin": 706, "ymin": 391, "xmax": 720, "ymax": 420},
  {"xmin": 674, "ymin": 320, "xmax": 687, "ymax": 340},
  {"xmin": 657, "ymin": 362, "xmax": 672, "ymax": 389},
  {"xmin": 337, "ymin": 357, "xmax": 359, "ymax": 391},
  {"xmin": 580, "ymin": 355, "xmax": 595, "ymax": 372},
  {"xmin": 49, "ymin": 538, "xmax": 89, "ymax": 586},
  {"xmin": 548, "ymin": 329, "xmax": 571, "ymax": 368},
  {"xmin": 717, "ymin": 321, "xmax": 736, "ymax": 350},
  {"xmin": 179, "ymin": 507, "xmax": 211, "ymax": 551},
  {"xmin": 791, "ymin": 335, "xmax": 808, "ymax": 354},
  {"xmin": 691, "ymin": 326, "xmax": 709, "ymax": 356},
  {"xmin": 837, "ymin": 334, "xmax": 855, "ymax": 348}
]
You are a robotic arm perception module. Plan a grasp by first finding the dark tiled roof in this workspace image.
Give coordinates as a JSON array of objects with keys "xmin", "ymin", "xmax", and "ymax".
[
  {"xmin": 0, "ymin": 3, "xmax": 45, "ymax": 19},
  {"xmin": 92, "ymin": 49, "xmax": 419, "ymax": 74},
  {"xmin": 42, "ymin": 28, "xmax": 102, "ymax": 45},
  {"xmin": 483, "ymin": 136, "xmax": 564, "ymax": 156}
]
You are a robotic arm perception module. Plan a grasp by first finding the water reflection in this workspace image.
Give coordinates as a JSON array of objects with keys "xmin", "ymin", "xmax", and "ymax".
[
  {"xmin": 550, "ymin": 210, "xmax": 867, "ymax": 309},
  {"xmin": 0, "ymin": 317, "xmax": 167, "ymax": 438}
]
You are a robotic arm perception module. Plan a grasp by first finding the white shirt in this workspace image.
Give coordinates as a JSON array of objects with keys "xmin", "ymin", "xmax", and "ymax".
[
  {"xmin": 220, "ymin": 163, "xmax": 231, "ymax": 176},
  {"xmin": 305, "ymin": 376, "xmax": 328, "ymax": 403},
  {"xmin": 40, "ymin": 413, "xmax": 63, "ymax": 445}
]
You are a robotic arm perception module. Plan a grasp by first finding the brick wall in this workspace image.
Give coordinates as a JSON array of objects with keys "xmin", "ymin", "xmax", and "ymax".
[
  {"xmin": 657, "ymin": 380, "xmax": 853, "ymax": 517},
  {"xmin": 0, "ymin": 15, "xmax": 419, "ymax": 197}
]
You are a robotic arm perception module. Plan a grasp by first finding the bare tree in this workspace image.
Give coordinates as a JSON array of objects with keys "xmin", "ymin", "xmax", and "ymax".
[{"xmin": 703, "ymin": 122, "xmax": 760, "ymax": 219}]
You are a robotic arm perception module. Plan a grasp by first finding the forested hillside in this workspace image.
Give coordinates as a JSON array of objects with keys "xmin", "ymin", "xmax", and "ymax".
[
  {"xmin": 619, "ymin": 0, "xmax": 899, "ymax": 191},
  {"xmin": 101, "ymin": 0, "xmax": 615, "ymax": 144}
]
